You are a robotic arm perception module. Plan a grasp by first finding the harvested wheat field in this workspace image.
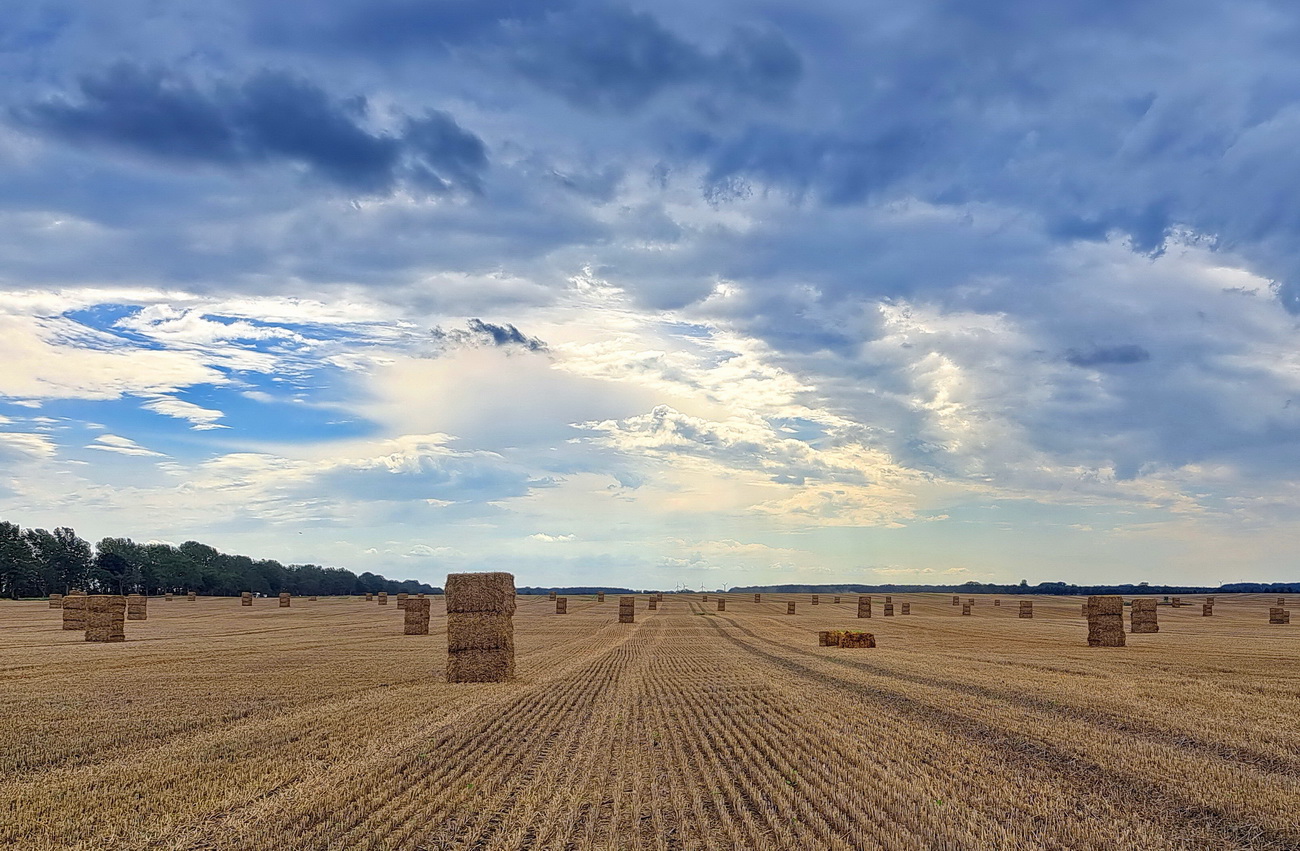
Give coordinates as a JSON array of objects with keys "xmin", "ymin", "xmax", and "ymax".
[{"xmin": 2, "ymin": 593, "xmax": 1298, "ymax": 850}]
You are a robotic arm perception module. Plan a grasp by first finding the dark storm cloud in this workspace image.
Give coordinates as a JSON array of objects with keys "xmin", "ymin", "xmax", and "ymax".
[
  {"xmin": 12, "ymin": 64, "xmax": 487, "ymax": 195},
  {"xmin": 431, "ymin": 319, "xmax": 548, "ymax": 353}
]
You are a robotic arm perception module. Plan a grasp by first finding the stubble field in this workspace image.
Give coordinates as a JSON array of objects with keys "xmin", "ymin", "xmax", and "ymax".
[{"xmin": 1, "ymin": 592, "xmax": 1297, "ymax": 850}]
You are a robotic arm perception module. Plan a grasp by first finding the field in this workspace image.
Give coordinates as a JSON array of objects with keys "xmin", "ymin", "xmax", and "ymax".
[{"xmin": 2, "ymin": 593, "xmax": 1298, "ymax": 850}]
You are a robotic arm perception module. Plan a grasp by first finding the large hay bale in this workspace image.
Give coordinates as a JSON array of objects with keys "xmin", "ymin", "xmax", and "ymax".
[
  {"xmin": 833, "ymin": 595, "xmax": 841, "ymax": 604},
  {"xmin": 647, "ymin": 598, "xmax": 657, "ymax": 611},
  {"xmin": 818, "ymin": 631, "xmax": 832, "ymax": 646},
  {"xmin": 365, "ymin": 592, "xmax": 373, "ymax": 601},
  {"xmin": 164, "ymin": 592, "xmax": 173, "ymax": 601},
  {"xmin": 241, "ymin": 591, "xmax": 253, "ymax": 607},
  {"xmin": 308, "ymin": 595, "xmax": 317, "ymax": 601},
  {"xmin": 857, "ymin": 596, "xmax": 871, "ymax": 618},
  {"xmin": 1171, "ymin": 596, "xmax": 1182, "ymax": 608},
  {"xmin": 1130, "ymin": 598, "xmax": 1158, "ymax": 633},
  {"xmin": 961, "ymin": 603, "xmax": 971, "ymax": 616},
  {"xmin": 597, "ymin": 592, "xmax": 605, "ymax": 602},
  {"xmin": 618, "ymin": 595, "xmax": 635, "ymax": 624},
  {"xmin": 1205, "ymin": 596, "xmax": 1215, "ymax": 604},
  {"xmin": 62, "ymin": 594, "xmax": 87, "ymax": 630},
  {"xmin": 279, "ymin": 592, "xmax": 291, "ymax": 608},
  {"xmin": 1202, "ymin": 603, "xmax": 1213, "ymax": 617},
  {"xmin": 186, "ymin": 591, "xmax": 196, "ymax": 601},
  {"xmin": 885, "ymin": 596, "xmax": 892, "ymax": 604},
  {"xmin": 1276, "ymin": 597, "xmax": 1285, "ymax": 606},
  {"xmin": 1269, "ymin": 607, "xmax": 1289, "ymax": 625},
  {"xmin": 1018, "ymin": 600, "xmax": 1033, "ymax": 619},
  {"xmin": 702, "ymin": 594, "xmax": 708, "ymax": 602},
  {"xmin": 1087, "ymin": 595, "xmax": 1126, "ymax": 646},
  {"xmin": 548, "ymin": 590, "xmax": 556, "ymax": 601},
  {"xmin": 126, "ymin": 594, "xmax": 147, "ymax": 621},
  {"xmin": 754, "ymin": 593, "xmax": 761, "ymax": 603},
  {"xmin": 85, "ymin": 595, "xmax": 126, "ymax": 642},
  {"xmin": 838, "ymin": 631, "xmax": 875, "ymax": 649},
  {"xmin": 901, "ymin": 602, "xmax": 910, "ymax": 615},
  {"xmin": 377, "ymin": 592, "xmax": 388, "ymax": 606},
  {"xmin": 404, "ymin": 596, "xmax": 431, "ymax": 635},
  {"xmin": 556, "ymin": 597, "xmax": 568, "ymax": 614},
  {"xmin": 994, "ymin": 599, "xmax": 1000, "ymax": 607},
  {"xmin": 883, "ymin": 603, "xmax": 895, "ymax": 616},
  {"xmin": 811, "ymin": 594, "xmax": 819, "ymax": 605},
  {"xmin": 786, "ymin": 601, "xmax": 796, "ymax": 615},
  {"xmin": 446, "ymin": 572, "xmax": 516, "ymax": 682},
  {"xmin": 397, "ymin": 592, "xmax": 409, "ymax": 610},
  {"xmin": 952, "ymin": 595, "xmax": 959, "ymax": 606},
  {"xmin": 48, "ymin": 593, "xmax": 63, "ymax": 609},
  {"xmin": 1081, "ymin": 602, "xmax": 1090, "ymax": 617},
  {"xmin": 716, "ymin": 599, "xmax": 725, "ymax": 612}
]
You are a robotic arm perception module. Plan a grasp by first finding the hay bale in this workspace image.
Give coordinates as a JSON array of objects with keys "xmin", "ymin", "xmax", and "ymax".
[
  {"xmin": 186, "ymin": 591, "xmax": 196, "ymax": 601},
  {"xmin": 1130, "ymin": 598, "xmax": 1158, "ymax": 633},
  {"xmin": 702, "ymin": 594, "xmax": 708, "ymax": 602},
  {"xmin": 597, "ymin": 592, "xmax": 605, "ymax": 602},
  {"xmin": 833, "ymin": 595, "xmax": 841, "ymax": 604},
  {"xmin": 1269, "ymin": 607, "xmax": 1289, "ymax": 625},
  {"xmin": 556, "ymin": 597, "xmax": 568, "ymax": 614},
  {"xmin": 279, "ymin": 592, "xmax": 291, "ymax": 608},
  {"xmin": 126, "ymin": 594, "xmax": 147, "ymax": 621},
  {"xmin": 812, "ymin": 594, "xmax": 819, "ymax": 605},
  {"xmin": 397, "ymin": 592, "xmax": 409, "ymax": 610},
  {"xmin": 377, "ymin": 592, "xmax": 388, "ymax": 606},
  {"xmin": 786, "ymin": 601, "xmax": 796, "ymax": 615},
  {"xmin": 84, "ymin": 595, "xmax": 126, "ymax": 642},
  {"xmin": 901, "ymin": 602, "xmax": 911, "ymax": 615},
  {"xmin": 241, "ymin": 591, "xmax": 253, "ymax": 607},
  {"xmin": 404, "ymin": 596, "xmax": 431, "ymax": 635},
  {"xmin": 62, "ymin": 594, "xmax": 87, "ymax": 630},
  {"xmin": 308, "ymin": 595, "xmax": 317, "ymax": 602},
  {"xmin": 961, "ymin": 603, "xmax": 971, "ymax": 616},
  {"xmin": 716, "ymin": 599, "xmax": 725, "ymax": 612},
  {"xmin": 856, "ymin": 596, "xmax": 871, "ymax": 618},
  {"xmin": 365, "ymin": 592, "xmax": 373, "ymax": 601},
  {"xmin": 1081, "ymin": 602, "xmax": 1090, "ymax": 617},
  {"xmin": 754, "ymin": 593, "xmax": 761, "ymax": 603},
  {"xmin": 48, "ymin": 593, "xmax": 63, "ymax": 609},
  {"xmin": 1087, "ymin": 595, "xmax": 1126, "ymax": 646},
  {"xmin": 618, "ymin": 595, "xmax": 635, "ymax": 624},
  {"xmin": 446, "ymin": 572, "xmax": 516, "ymax": 682},
  {"xmin": 994, "ymin": 599, "xmax": 1001, "ymax": 607},
  {"xmin": 1171, "ymin": 596, "xmax": 1182, "ymax": 608},
  {"xmin": 885, "ymin": 596, "xmax": 892, "ymax": 604},
  {"xmin": 1018, "ymin": 601, "xmax": 1033, "ymax": 619},
  {"xmin": 818, "ymin": 630, "xmax": 831, "ymax": 646},
  {"xmin": 1276, "ymin": 597, "xmax": 1285, "ymax": 606},
  {"xmin": 883, "ymin": 603, "xmax": 895, "ymax": 616},
  {"xmin": 164, "ymin": 592, "xmax": 173, "ymax": 601},
  {"xmin": 548, "ymin": 590, "xmax": 556, "ymax": 601},
  {"xmin": 952, "ymin": 595, "xmax": 960, "ymax": 606},
  {"xmin": 837, "ymin": 631, "xmax": 875, "ymax": 649},
  {"xmin": 1205, "ymin": 596, "xmax": 1215, "ymax": 604},
  {"xmin": 1202, "ymin": 603, "xmax": 1213, "ymax": 617}
]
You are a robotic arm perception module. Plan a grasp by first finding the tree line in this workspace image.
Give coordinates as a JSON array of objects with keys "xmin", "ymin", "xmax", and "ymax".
[{"xmin": 0, "ymin": 521, "xmax": 439, "ymax": 598}]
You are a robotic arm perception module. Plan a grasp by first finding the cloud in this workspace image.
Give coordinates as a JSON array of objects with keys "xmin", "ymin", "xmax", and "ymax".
[
  {"xmin": 0, "ymin": 432, "xmax": 57, "ymax": 459},
  {"xmin": 142, "ymin": 396, "xmax": 227, "ymax": 430},
  {"xmin": 1065, "ymin": 344, "xmax": 1151, "ymax": 368},
  {"xmin": 528, "ymin": 532, "xmax": 576, "ymax": 542},
  {"xmin": 12, "ymin": 64, "xmax": 488, "ymax": 195},
  {"xmin": 430, "ymin": 318, "xmax": 547, "ymax": 353},
  {"xmin": 86, "ymin": 434, "xmax": 166, "ymax": 457}
]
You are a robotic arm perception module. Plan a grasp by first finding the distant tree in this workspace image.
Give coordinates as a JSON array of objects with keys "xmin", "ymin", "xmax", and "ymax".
[{"xmin": 0, "ymin": 521, "xmax": 41, "ymax": 598}]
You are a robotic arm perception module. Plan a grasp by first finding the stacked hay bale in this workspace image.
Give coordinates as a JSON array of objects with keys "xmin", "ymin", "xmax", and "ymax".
[
  {"xmin": 165, "ymin": 592, "xmax": 174, "ymax": 601},
  {"xmin": 968, "ymin": 598, "xmax": 975, "ymax": 607},
  {"xmin": 397, "ymin": 593, "xmax": 409, "ymax": 610},
  {"xmin": 656, "ymin": 593, "xmax": 664, "ymax": 603},
  {"xmin": 556, "ymin": 596, "xmax": 567, "ymax": 614},
  {"xmin": 365, "ymin": 592, "xmax": 373, "ymax": 601},
  {"xmin": 279, "ymin": 592, "xmax": 291, "ymax": 608},
  {"xmin": 818, "ymin": 631, "xmax": 841, "ymax": 646},
  {"xmin": 994, "ymin": 599, "xmax": 1001, "ymax": 607},
  {"xmin": 1206, "ymin": 596, "xmax": 1216, "ymax": 604},
  {"xmin": 885, "ymin": 596, "xmax": 892, "ymax": 604},
  {"xmin": 241, "ymin": 592, "xmax": 253, "ymax": 607},
  {"xmin": 548, "ymin": 590, "xmax": 556, "ymax": 602},
  {"xmin": 48, "ymin": 593, "xmax": 63, "ymax": 609},
  {"xmin": 619, "ymin": 596, "xmax": 635, "ymax": 624},
  {"xmin": 787, "ymin": 601, "xmax": 796, "ymax": 615},
  {"xmin": 404, "ymin": 596, "xmax": 431, "ymax": 635},
  {"xmin": 1087, "ymin": 595, "xmax": 1126, "ymax": 647},
  {"xmin": 1171, "ymin": 596, "xmax": 1182, "ymax": 608},
  {"xmin": 961, "ymin": 603, "xmax": 971, "ymax": 616},
  {"xmin": 647, "ymin": 598, "xmax": 657, "ymax": 611},
  {"xmin": 1081, "ymin": 602, "xmax": 1089, "ymax": 616},
  {"xmin": 187, "ymin": 591, "xmax": 196, "ymax": 602},
  {"xmin": 1269, "ymin": 607, "xmax": 1289, "ymax": 625},
  {"xmin": 62, "ymin": 594, "xmax": 87, "ymax": 631},
  {"xmin": 952, "ymin": 595, "xmax": 960, "ymax": 606},
  {"xmin": 1277, "ymin": 597, "xmax": 1286, "ymax": 606},
  {"xmin": 84, "ymin": 595, "xmax": 126, "ymax": 642},
  {"xmin": 1202, "ymin": 602, "xmax": 1214, "ymax": 617},
  {"xmin": 754, "ymin": 593, "xmax": 761, "ymax": 603},
  {"xmin": 596, "ymin": 592, "xmax": 604, "ymax": 602},
  {"xmin": 702, "ymin": 594, "xmax": 708, "ymax": 602},
  {"xmin": 812, "ymin": 594, "xmax": 819, "ymax": 605},
  {"xmin": 378, "ymin": 592, "xmax": 388, "ymax": 606},
  {"xmin": 901, "ymin": 603, "xmax": 910, "ymax": 615},
  {"xmin": 857, "ymin": 596, "xmax": 871, "ymax": 618},
  {"xmin": 834, "ymin": 595, "xmax": 841, "ymax": 604},
  {"xmin": 838, "ymin": 631, "xmax": 875, "ymax": 649},
  {"xmin": 1130, "ymin": 598, "xmax": 1158, "ymax": 633},
  {"xmin": 1018, "ymin": 601, "xmax": 1033, "ymax": 619},
  {"xmin": 126, "ymin": 594, "xmax": 147, "ymax": 621},
  {"xmin": 717, "ymin": 599, "xmax": 725, "ymax": 612},
  {"xmin": 883, "ymin": 602, "xmax": 895, "ymax": 616},
  {"xmin": 445, "ymin": 572, "xmax": 516, "ymax": 682}
]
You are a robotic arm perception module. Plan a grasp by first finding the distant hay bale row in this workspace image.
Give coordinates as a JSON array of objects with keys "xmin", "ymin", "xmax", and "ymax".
[
  {"xmin": 279, "ymin": 592, "xmax": 291, "ymax": 608},
  {"xmin": 1130, "ymin": 598, "xmax": 1158, "ymax": 633},
  {"xmin": 85, "ymin": 595, "xmax": 126, "ymax": 643},
  {"xmin": 1018, "ymin": 600, "xmax": 1033, "ymax": 619},
  {"xmin": 446, "ymin": 572, "xmax": 515, "ymax": 682},
  {"xmin": 1270, "ymin": 607, "xmax": 1290, "ymax": 625},
  {"xmin": 241, "ymin": 591, "xmax": 253, "ymax": 607},
  {"xmin": 62, "ymin": 594, "xmax": 86, "ymax": 630},
  {"xmin": 48, "ymin": 593, "xmax": 62, "ymax": 609},
  {"xmin": 126, "ymin": 594, "xmax": 147, "ymax": 621},
  {"xmin": 404, "ymin": 596, "xmax": 431, "ymax": 634},
  {"xmin": 618, "ymin": 595, "xmax": 635, "ymax": 624},
  {"xmin": 818, "ymin": 630, "xmax": 876, "ymax": 649},
  {"xmin": 1087, "ymin": 595, "xmax": 1125, "ymax": 647},
  {"xmin": 857, "ymin": 596, "xmax": 871, "ymax": 618},
  {"xmin": 556, "ymin": 597, "xmax": 568, "ymax": 614}
]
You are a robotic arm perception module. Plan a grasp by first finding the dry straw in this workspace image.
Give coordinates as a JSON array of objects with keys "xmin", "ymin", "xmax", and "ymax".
[
  {"xmin": 952, "ymin": 595, "xmax": 960, "ymax": 606},
  {"xmin": 186, "ymin": 591, "xmax": 196, "ymax": 602},
  {"xmin": 1276, "ymin": 597, "xmax": 1285, "ymax": 606},
  {"xmin": 961, "ymin": 603, "xmax": 971, "ymax": 616},
  {"xmin": 397, "ymin": 593, "xmax": 409, "ymax": 610},
  {"xmin": 241, "ymin": 591, "xmax": 253, "ymax": 607},
  {"xmin": 717, "ymin": 599, "xmax": 725, "ymax": 612},
  {"xmin": 62, "ymin": 594, "xmax": 86, "ymax": 631},
  {"xmin": 377, "ymin": 592, "xmax": 388, "ymax": 605},
  {"xmin": 556, "ymin": 597, "xmax": 568, "ymax": 614},
  {"xmin": 279, "ymin": 592, "xmax": 291, "ymax": 608},
  {"xmin": 548, "ymin": 590, "xmax": 556, "ymax": 601},
  {"xmin": 404, "ymin": 596, "xmax": 431, "ymax": 634},
  {"xmin": 308, "ymin": 595, "xmax": 317, "ymax": 601},
  {"xmin": 1018, "ymin": 600, "xmax": 1033, "ymax": 619},
  {"xmin": 85, "ymin": 595, "xmax": 126, "ymax": 642},
  {"xmin": 446, "ymin": 572, "xmax": 516, "ymax": 682},
  {"xmin": 126, "ymin": 594, "xmax": 147, "ymax": 621},
  {"xmin": 883, "ymin": 602, "xmax": 895, "ymax": 616},
  {"xmin": 164, "ymin": 592, "xmax": 173, "ymax": 601},
  {"xmin": 812, "ymin": 594, "xmax": 819, "ymax": 605},
  {"xmin": 1202, "ymin": 603, "xmax": 1213, "ymax": 617},
  {"xmin": 648, "ymin": 598, "xmax": 657, "ymax": 610},
  {"xmin": 753, "ymin": 593, "xmax": 761, "ymax": 603},
  {"xmin": 365, "ymin": 592, "xmax": 373, "ymax": 601},
  {"xmin": 787, "ymin": 601, "xmax": 796, "ymax": 615},
  {"xmin": 1087, "ymin": 595, "xmax": 1126, "ymax": 647},
  {"xmin": 838, "ymin": 631, "xmax": 875, "ymax": 649},
  {"xmin": 48, "ymin": 593, "xmax": 62, "ymax": 609},
  {"xmin": 618, "ymin": 595, "xmax": 635, "ymax": 624},
  {"xmin": 596, "ymin": 592, "xmax": 605, "ymax": 602},
  {"xmin": 1130, "ymin": 598, "xmax": 1158, "ymax": 633},
  {"xmin": 1269, "ymin": 607, "xmax": 1289, "ymax": 625},
  {"xmin": 885, "ymin": 595, "xmax": 892, "ymax": 604},
  {"xmin": 901, "ymin": 602, "xmax": 910, "ymax": 615},
  {"xmin": 857, "ymin": 596, "xmax": 871, "ymax": 618},
  {"xmin": 834, "ymin": 595, "xmax": 841, "ymax": 604},
  {"xmin": 994, "ymin": 599, "xmax": 1001, "ymax": 607}
]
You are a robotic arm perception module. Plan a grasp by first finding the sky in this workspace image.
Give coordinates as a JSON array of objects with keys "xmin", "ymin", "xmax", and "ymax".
[{"xmin": 2, "ymin": 1, "xmax": 1300, "ymax": 588}]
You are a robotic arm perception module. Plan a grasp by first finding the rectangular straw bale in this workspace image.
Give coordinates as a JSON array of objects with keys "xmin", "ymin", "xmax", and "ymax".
[
  {"xmin": 444, "ymin": 573, "xmax": 516, "ymax": 614},
  {"xmin": 365, "ymin": 592, "xmax": 373, "ymax": 601},
  {"xmin": 812, "ymin": 594, "xmax": 819, "ymax": 605},
  {"xmin": 702, "ymin": 594, "xmax": 708, "ymax": 602},
  {"xmin": 241, "ymin": 591, "xmax": 253, "ymax": 606},
  {"xmin": 787, "ymin": 601, "xmax": 796, "ymax": 614},
  {"xmin": 838, "ymin": 631, "xmax": 875, "ymax": 649},
  {"xmin": 597, "ymin": 592, "xmax": 605, "ymax": 602},
  {"xmin": 857, "ymin": 596, "xmax": 871, "ymax": 618},
  {"xmin": 279, "ymin": 592, "xmax": 291, "ymax": 608},
  {"xmin": 994, "ymin": 599, "xmax": 1001, "ymax": 606},
  {"xmin": 647, "ymin": 598, "xmax": 657, "ymax": 610},
  {"xmin": 833, "ymin": 595, "xmax": 841, "ymax": 604},
  {"xmin": 1019, "ymin": 601, "xmax": 1033, "ymax": 619},
  {"xmin": 187, "ymin": 591, "xmax": 196, "ymax": 601},
  {"xmin": 447, "ymin": 650, "xmax": 514, "ymax": 682},
  {"xmin": 1087, "ymin": 595, "xmax": 1126, "ymax": 646},
  {"xmin": 952, "ymin": 595, "xmax": 960, "ymax": 606},
  {"xmin": 1269, "ymin": 607, "xmax": 1288, "ymax": 624},
  {"xmin": 901, "ymin": 602, "xmax": 910, "ymax": 614},
  {"xmin": 377, "ymin": 592, "xmax": 388, "ymax": 605},
  {"xmin": 85, "ymin": 595, "xmax": 126, "ymax": 642},
  {"xmin": 1202, "ymin": 603, "xmax": 1213, "ymax": 616},
  {"xmin": 1171, "ymin": 596, "xmax": 1182, "ymax": 608},
  {"xmin": 126, "ymin": 594, "xmax": 147, "ymax": 621},
  {"xmin": 165, "ymin": 592, "xmax": 173, "ymax": 601},
  {"xmin": 818, "ymin": 631, "xmax": 832, "ymax": 646},
  {"xmin": 404, "ymin": 597, "xmax": 431, "ymax": 634},
  {"xmin": 308, "ymin": 595, "xmax": 317, "ymax": 601},
  {"xmin": 961, "ymin": 603, "xmax": 971, "ymax": 616},
  {"xmin": 717, "ymin": 599, "xmax": 725, "ymax": 611},
  {"xmin": 754, "ymin": 593, "xmax": 761, "ymax": 603},
  {"xmin": 1276, "ymin": 597, "xmax": 1285, "ymax": 606},
  {"xmin": 618, "ymin": 595, "xmax": 635, "ymax": 623},
  {"xmin": 397, "ymin": 593, "xmax": 409, "ymax": 610},
  {"xmin": 62, "ymin": 594, "xmax": 87, "ymax": 630},
  {"xmin": 556, "ymin": 597, "xmax": 567, "ymax": 614},
  {"xmin": 446, "ymin": 612, "xmax": 515, "ymax": 652},
  {"xmin": 883, "ymin": 603, "xmax": 895, "ymax": 616},
  {"xmin": 548, "ymin": 590, "xmax": 556, "ymax": 601},
  {"xmin": 48, "ymin": 593, "xmax": 63, "ymax": 609},
  {"xmin": 885, "ymin": 596, "xmax": 892, "ymax": 604},
  {"xmin": 1130, "ymin": 598, "xmax": 1158, "ymax": 633}
]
